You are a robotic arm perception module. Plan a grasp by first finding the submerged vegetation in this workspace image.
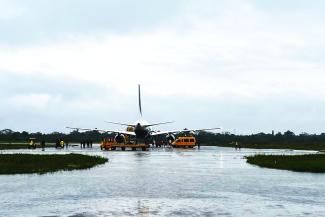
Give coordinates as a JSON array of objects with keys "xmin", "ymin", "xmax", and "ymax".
[
  {"xmin": 246, "ymin": 154, "xmax": 325, "ymax": 173},
  {"xmin": 0, "ymin": 153, "xmax": 108, "ymax": 175}
]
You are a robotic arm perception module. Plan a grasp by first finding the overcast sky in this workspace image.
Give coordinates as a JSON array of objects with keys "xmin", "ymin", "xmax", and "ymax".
[{"xmin": 1, "ymin": 0, "xmax": 325, "ymax": 134}]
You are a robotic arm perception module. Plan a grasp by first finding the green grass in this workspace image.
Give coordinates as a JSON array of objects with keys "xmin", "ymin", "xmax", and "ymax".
[
  {"xmin": 214, "ymin": 143, "xmax": 325, "ymax": 151},
  {"xmin": 0, "ymin": 153, "xmax": 108, "ymax": 175},
  {"xmin": 0, "ymin": 143, "xmax": 28, "ymax": 149},
  {"xmin": 0, "ymin": 143, "xmax": 56, "ymax": 150},
  {"xmin": 246, "ymin": 154, "xmax": 325, "ymax": 173}
]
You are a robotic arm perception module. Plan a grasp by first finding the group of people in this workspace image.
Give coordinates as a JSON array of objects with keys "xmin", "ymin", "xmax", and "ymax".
[
  {"xmin": 29, "ymin": 139, "xmax": 93, "ymax": 149},
  {"xmin": 152, "ymin": 140, "xmax": 165, "ymax": 148},
  {"xmin": 80, "ymin": 141, "xmax": 93, "ymax": 149}
]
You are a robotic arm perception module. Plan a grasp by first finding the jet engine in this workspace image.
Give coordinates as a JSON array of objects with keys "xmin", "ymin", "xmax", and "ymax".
[
  {"xmin": 165, "ymin": 133, "xmax": 175, "ymax": 144},
  {"xmin": 114, "ymin": 134, "xmax": 126, "ymax": 144},
  {"xmin": 182, "ymin": 128, "xmax": 196, "ymax": 136}
]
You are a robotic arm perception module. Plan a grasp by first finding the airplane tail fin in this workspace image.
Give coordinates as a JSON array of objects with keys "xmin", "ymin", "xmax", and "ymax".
[
  {"xmin": 138, "ymin": 84, "xmax": 142, "ymax": 117},
  {"xmin": 104, "ymin": 85, "xmax": 143, "ymax": 128}
]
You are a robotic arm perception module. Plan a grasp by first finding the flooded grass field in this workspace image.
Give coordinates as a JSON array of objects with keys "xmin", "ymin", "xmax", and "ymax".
[{"xmin": 0, "ymin": 146, "xmax": 324, "ymax": 216}]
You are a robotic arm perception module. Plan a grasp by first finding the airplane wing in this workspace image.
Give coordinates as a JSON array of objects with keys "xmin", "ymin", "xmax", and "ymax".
[
  {"xmin": 151, "ymin": 127, "xmax": 221, "ymax": 136},
  {"xmin": 66, "ymin": 127, "xmax": 136, "ymax": 136},
  {"xmin": 104, "ymin": 121, "xmax": 174, "ymax": 128}
]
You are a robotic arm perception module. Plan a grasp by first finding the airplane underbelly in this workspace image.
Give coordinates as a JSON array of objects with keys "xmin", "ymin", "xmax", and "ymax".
[{"xmin": 135, "ymin": 129, "xmax": 149, "ymax": 139}]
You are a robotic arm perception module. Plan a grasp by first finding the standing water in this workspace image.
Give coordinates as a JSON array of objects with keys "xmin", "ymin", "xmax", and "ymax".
[{"xmin": 0, "ymin": 146, "xmax": 324, "ymax": 216}]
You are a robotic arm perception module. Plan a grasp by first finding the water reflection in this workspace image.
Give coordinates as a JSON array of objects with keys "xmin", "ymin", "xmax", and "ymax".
[{"xmin": 138, "ymin": 199, "xmax": 150, "ymax": 217}]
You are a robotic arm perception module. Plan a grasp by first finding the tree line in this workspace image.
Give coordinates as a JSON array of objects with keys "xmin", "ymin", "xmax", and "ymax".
[
  {"xmin": 1, "ymin": 129, "xmax": 325, "ymax": 146},
  {"xmin": 0, "ymin": 129, "xmax": 113, "ymax": 143},
  {"xmin": 196, "ymin": 130, "xmax": 325, "ymax": 146}
]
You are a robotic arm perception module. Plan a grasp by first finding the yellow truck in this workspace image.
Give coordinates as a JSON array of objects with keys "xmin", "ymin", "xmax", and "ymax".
[
  {"xmin": 28, "ymin": 138, "xmax": 37, "ymax": 149},
  {"xmin": 172, "ymin": 136, "xmax": 196, "ymax": 148}
]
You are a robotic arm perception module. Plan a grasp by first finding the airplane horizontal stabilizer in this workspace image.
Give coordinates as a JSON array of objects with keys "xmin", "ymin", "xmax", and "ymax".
[
  {"xmin": 105, "ymin": 121, "xmax": 134, "ymax": 127},
  {"xmin": 151, "ymin": 127, "xmax": 221, "ymax": 136},
  {"xmin": 143, "ymin": 121, "xmax": 174, "ymax": 127},
  {"xmin": 66, "ymin": 126, "xmax": 136, "ymax": 136}
]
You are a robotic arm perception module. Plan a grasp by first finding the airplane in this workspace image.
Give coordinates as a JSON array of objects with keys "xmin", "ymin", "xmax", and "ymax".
[{"xmin": 66, "ymin": 85, "xmax": 220, "ymax": 143}]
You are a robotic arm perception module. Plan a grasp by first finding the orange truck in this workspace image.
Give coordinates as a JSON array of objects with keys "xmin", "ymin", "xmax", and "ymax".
[{"xmin": 100, "ymin": 138, "xmax": 116, "ymax": 150}]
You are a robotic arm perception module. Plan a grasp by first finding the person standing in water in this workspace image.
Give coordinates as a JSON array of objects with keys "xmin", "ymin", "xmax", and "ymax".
[{"xmin": 41, "ymin": 141, "xmax": 45, "ymax": 151}]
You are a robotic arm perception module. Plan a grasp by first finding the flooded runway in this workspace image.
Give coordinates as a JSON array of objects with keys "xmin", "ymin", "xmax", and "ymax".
[{"xmin": 0, "ymin": 146, "xmax": 324, "ymax": 216}]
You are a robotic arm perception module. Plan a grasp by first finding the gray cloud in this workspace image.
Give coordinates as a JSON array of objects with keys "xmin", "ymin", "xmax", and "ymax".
[
  {"xmin": 1, "ymin": 71, "xmax": 325, "ymax": 134},
  {"xmin": 0, "ymin": 0, "xmax": 185, "ymax": 45},
  {"xmin": 1, "ymin": 0, "xmax": 325, "ymax": 134}
]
